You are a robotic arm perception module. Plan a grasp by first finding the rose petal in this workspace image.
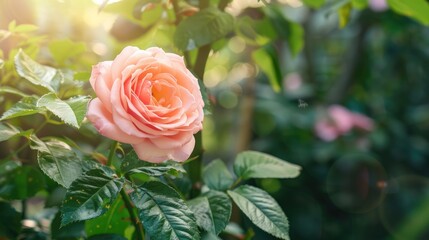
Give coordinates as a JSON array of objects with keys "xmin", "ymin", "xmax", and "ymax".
[{"xmin": 86, "ymin": 98, "xmax": 142, "ymax": 144}]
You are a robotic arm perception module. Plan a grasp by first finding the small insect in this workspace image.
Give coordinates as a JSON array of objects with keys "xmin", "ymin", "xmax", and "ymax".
[{"xmin": 298, "ymin": 99, "xmax": 308, "ymax": 108}]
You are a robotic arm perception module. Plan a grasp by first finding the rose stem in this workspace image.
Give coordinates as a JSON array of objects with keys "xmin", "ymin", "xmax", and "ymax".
[{"xmin": 106, "ymin": 141, "xmax": 145, "ymax": 240}]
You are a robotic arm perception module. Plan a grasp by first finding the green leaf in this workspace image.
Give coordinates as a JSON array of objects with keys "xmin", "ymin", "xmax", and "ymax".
[
  {"xmin": 60, "ymin": 169, "xmax": 124, "ymax": 227},
  {"xmin": 235, "ymin": 16, "xmax": 276, "ymax": 46},
  {"xmin": 252, "ymin": 45, "xmax": 282, "ymax": 93},
  {"xmin": 130, "ymin": 181, "xmax": 199, "ymax": 240},
  {"xmin": 0, "ymin": 165, "xmax": 45, "ymax": 200},
  {"xmin": 287, "ymin": 22, "xmax": 304, "ymax": 56},
  {"xmin": 0, "ymin": 123, "xmax": 20, "ymax": 142},
  {"xmin": 0, "ymin": 201, "xmax": 22, "ymax": 239},
  {"xmin": 37, "ymin": 139, "xmax": 83, "ymax": 188},
  {"xmin": 0, "ymin": 86, "xmax": 29, "ymax": 97},
  {"xmin": 51, "ymin": 211, "xmax": 85, "ymax": 239},
  {"xmin": 48, "ymin": 39, "xmax": 86, "ymax": 65},
  {"xmin": 198, "ymin": 78, "xmax": 212, "ymax": 115},
  {"xmin": 174, "ymin": 7, "xmax": 234, "ymax": 51},
  {"xmin": 126, "ymin": 165, "xmax": 185, "ymax": 178},
  {"xmin": 202, "ymin": 159, "xmax": 234, "ymax": 191},
  {"xmin": 388, "ymin": 0, "xmax": 429, "ymax": 26},
  {"xmin": 188, "ymin": 191, "xmax": 231, "ymax": 235},
  {"xmin": 303, "ymin": 0, "xmax": 325, "ymax": 8},
  {"xmin": 234, "ymin": 151, "xmax": 301, "ymax": 180},
  {"xmin": 338, "ymin": 3, "xmax": 352, "ymax": 29},
  {"xmin": 227, "ymin": 185, "xmax": 289, "ymax": 240},
  {"xmin": 12, "ymin": 24, "xmax": 38, "ymax": 33},
  {"xmin": 0, "ymin": 96, "xmax": 41, "ymax": 121},
  {"xmin": 85, "ymin": 196, "xmax": 131, "ymax": 237},
  {"xmin": 37, "ymin": 93, "xmax": 87, "ymax": 128},
  {"xmin": 14, "ymin": 49, "xmax": 63, "ymax": 93}
]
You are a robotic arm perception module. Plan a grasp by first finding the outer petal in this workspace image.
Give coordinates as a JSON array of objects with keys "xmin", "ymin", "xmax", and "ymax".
[
  {"xmin": 132, "ymin": 136, "xmax": 195, "ymax": 163},
  {"xmin": 86, "ymin": 98, "xmax": 142, "ymax": 144},
  {"xmin": 90, "ymin": 61, "xmax": 114, "ymax": 111}
]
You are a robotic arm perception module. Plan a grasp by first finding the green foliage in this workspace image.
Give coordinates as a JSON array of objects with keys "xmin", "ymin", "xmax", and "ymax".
[
  {"xmin": 233, "ymin": 151, "xmax": 301, "ymax": 180},
  {"xmin": 228, "ymin": 185, "xmax": 290, "ymax": 240},
  {"xmin": 0, "ymin": 163, "xmax": 45, "ymax": 200},
  {"xmin": 85, "ymin": 197, "xmax": 131, "ymax": 237},
  {"xmin": 51, "ymin": 211, "xmax": 86, "ymax": 239},
  {"xmin": 60, "ymin": 168, "xmax": 124, "ymax": 227},
  {"xmin": 130, "ymin": 181, "xmax": 200, "ymax": 240},
  {"xmin": 388, "ymin": 0, "xmax": 429, "ymax": 25},
  {"xmin": 252, "ymin": 45, "xmax": 283, "ymax": 93},
  {"xmin": 0, "ymin": 201, "xmax": 22, "ymax": 239},
  {"xmin": 174, "ymin": 7, "xmax": 234, "ymax": 51},
  {"xmin": 37, "ymin": 93, "xmax": 90, "ymax": 128},
  {"xmin": 15, "ymin": 49, "xmax": 63, "ymax": 93},
  {"xmin": 188, "ymin": 191, "xmax": 231, "ymax": 235},
  {"xmin": 202, "ymin": 159, "xmax": 234, "ymax": 191},
  {"xmin": 302, "ymin": 0, "xmax": 325, "ymax": 8},
  {"xmin": 0, "ymin": 123, "xmax": 20, "ymax": 141},
  {"xmin": 0, "ymin": 96, "xmax": 40, "ymax": 121},
  {"xmin": 37, "ymin": 139, "xmax": 83, "ymax": 188},
  {"xmin": 48, "ymin": 39, "xmax": 86, "ymax": 66},
  {"xmin": 338, "ymin": 3, "xmax": 353, "ymax": 28}
]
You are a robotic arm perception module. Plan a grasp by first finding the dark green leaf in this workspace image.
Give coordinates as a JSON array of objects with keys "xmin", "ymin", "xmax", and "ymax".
[
  {"xmin": 0, "ymin": 201, "xmax": 22, "ymax": 239},
  {"xmin": 130, "ymin": 181, "xmax": 199, "ymax": 240},
  {"xmin": 174, "ymin": 7, "xmax": 234, "ymax": 51},
  {"xmin": 388, "ymin": 0, "xmax": 429, "ymax": 26},
  {"xmin": 235, "ymin": 16, "xmax": 276, "ymax": 46},
  {"xmin": 202, "ymin": 159, "xmax": 234, "ymax": 191},
  {"xmin": 198, "ymin": 78, "xmax": 212, "ymax": 115},
  {"xmin": 51, "ymin": 211, "xmax": 85, "ymax": 239},
  {"xmin": 234, "ymin": 151, "xmax": 301, "ymax": 179},
  {"xmin": 14, "ymin": 49, "xmax": 63, "ymax": 93},
  {"xmin": 37, "ymin": 93, "xmax": 86, "ymax": 128},
  {"xmin": 87, "ymin": 234, "xmax": 127, "ymax": 240},
  {"xmin": 0, "ymin": 96, "xmax": 41, "ymax": 121},
  {"xmin": 227, "ymin": 185, "xmax": 289, "ymax": 240},
  {"xmin": 252, "ymin": 45, "xmax": 282, "ymax": 93},
  {"xmin": 188, "ymin": 191, "xmax": 231, "ymax": 234},
  {"xmin": 201, "ymin": 232, "xmax": 222, "ymax": 240},
  {"xmin": 60, "ymin": 169, "xmax": 124, "ymax": 227},
  {"xmin": 0, "ymin": 165, "xmax": 45, "ymax": 200},
  {"xmin": 85, "ymin": 196, "xmax": 131, "ymax": 237},
  {"xmin": 121, "ymin": 150, "xmax": 153, "ymax": 173},
  {"xmin": 37, "ymin": 139, "xmax": 83, "ymax": 188},
  {"xmin": 0, "ymin": 123, "xmax": 20, "ymax": 142},
  {"xmin": 126, "ymin": 165, "xmax": 185, "ymax": 178}
]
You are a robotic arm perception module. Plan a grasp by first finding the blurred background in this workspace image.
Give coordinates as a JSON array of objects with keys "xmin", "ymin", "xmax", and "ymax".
[{"xmin": 1, "ymin": 0, "xmax": 429, "ymax": 239}]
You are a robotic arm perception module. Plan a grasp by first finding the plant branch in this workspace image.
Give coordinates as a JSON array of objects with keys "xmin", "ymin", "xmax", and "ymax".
[
  {"xmin": 107, "ymin": 141, "xmax": 117, "ymax": 167},
  {"xmin": 120, "ymin": 189, "xmax": 145, "ymax": 240}
]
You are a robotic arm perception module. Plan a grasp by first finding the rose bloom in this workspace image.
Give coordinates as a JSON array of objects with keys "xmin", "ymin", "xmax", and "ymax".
[
  {"xmin": 86, "ymin": 46, "xmax": 204, "ymax": 163},
  {"xmin": 315, "ymin": 105, "xmax": 374, "ymax": 141}
]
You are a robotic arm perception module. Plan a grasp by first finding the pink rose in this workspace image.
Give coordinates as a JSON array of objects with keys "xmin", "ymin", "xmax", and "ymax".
[
  {"xmin": 86, "ymin": 46, "xmax": 204, "ymax": 163},
  {"xmin": 369, "ymin": 0, "xmax": 388, "ymax": 12},
  {"xmin": 315, "ymin": 105, "xmax": 374, "ymax": 141}
]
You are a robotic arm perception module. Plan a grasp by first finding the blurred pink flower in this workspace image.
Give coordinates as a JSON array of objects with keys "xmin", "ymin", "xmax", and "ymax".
[
  {"xmin": 369, "ymin": 0, "xmax": 388, "ymax": 12},
  {"xmin": 284, "ymin": 73, "xmax": 302, "ymax": 91},
  {"xmin": 315, "ymin": 105, "xmax": 374, "ymax": 141}
]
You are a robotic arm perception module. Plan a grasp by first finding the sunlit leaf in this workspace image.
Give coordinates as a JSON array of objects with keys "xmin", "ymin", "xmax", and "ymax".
[
  {"xmin": 338, "ymin": 3, "xmax": 352, "ymax": 28},
  {"xmin": 188, "ymin": 191, "xmax": 231, "ymax": 234},
  {"xmin": 0, "ymin": 86, "xmax": 29, "ymax": 97},
  {"xmin": 233, "ymin": 151, "xmax": 301, "ymax": 179},
  {"xmin": 48, "ymin": 39, "xmax": 86, "ymax": 65},
  {"xmin": 227, "ymin": 185, "xmax": 290, "ymax": 240},
  {"xmin": 202, "ymin": 159, "xmax": 234, "ymax": 191},
  {"xmin": 37, "ymin": 93, "xmax": 88, "ymax": 128},
  {"xmin": 37, "ymin": 139, "xmax": 83, "ymax": 188},
  {"xmin": 252, "ymin": 45, "xmax": 282, "ymax": 93},
  {"xmin": 60, "ymin": 169, "xmax": 124, "ymax": 227},
  {"xmin": 130, "ymin": 181, "xmax": 200, "ymax": 240},
  {"xmin": 302, "ymin": 0, "xmax": 325, "ymax": 8},
  {"xmin": 388, "ymin": 0, "xmax": 429, "ymax": 26},
  {"xmin": 13, "ymin": 24, "xmax": 38, "ymax": 33},
  {"xmin": 0, "ymin": 123, "xmax": 20, "ymax": 142},
  {"xmin": 0, "ymin": 96, "xmax": 40, "ymax": 121},
  {"xmin": 174, "ymin": 7, "xmax": 234, "ymax": 51},
  {"xmin": 14, "ymin": 49, "xmax": 63, "ymax": 93}
]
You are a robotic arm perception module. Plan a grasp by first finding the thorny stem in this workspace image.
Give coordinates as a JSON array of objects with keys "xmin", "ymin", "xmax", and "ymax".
[{"xmin": 106, "ymin": 141, "xmax": 145, "ymax": 240}]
